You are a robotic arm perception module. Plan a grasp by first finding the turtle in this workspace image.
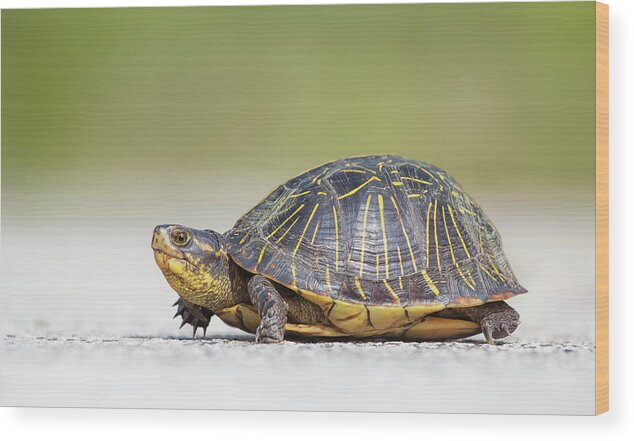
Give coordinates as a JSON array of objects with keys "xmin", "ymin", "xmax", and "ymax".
[{"xmin": 152, "ymin": 155, "xmax": 527, "ymax": 344}]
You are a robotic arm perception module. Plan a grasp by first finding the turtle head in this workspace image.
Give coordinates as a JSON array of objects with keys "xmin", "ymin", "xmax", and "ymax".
[{"xmin": 152, "ymin": 224, "xmax": 232, "ymax": 311}]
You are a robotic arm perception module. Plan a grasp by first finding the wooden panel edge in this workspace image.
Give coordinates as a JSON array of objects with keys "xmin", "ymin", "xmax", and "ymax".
[{"xmin": 595, "ymin": 0, "xmax": 609, "ymax": 416}]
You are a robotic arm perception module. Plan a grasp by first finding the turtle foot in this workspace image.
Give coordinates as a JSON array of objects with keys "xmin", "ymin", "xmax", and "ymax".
[
  {"xmin": 254, "ymin": 308, "xmax": 286, "ymax": 343},
  {"xmin": 255, "ymin": 326, "xmax": 285, "ymax": 344},
  {"xmin": 172, "ymin": 298, "xmax": 214, "ymax": 338},
  {"xmin": 480, "ymin": 309, "xmax": 520, "ymax": 345}
]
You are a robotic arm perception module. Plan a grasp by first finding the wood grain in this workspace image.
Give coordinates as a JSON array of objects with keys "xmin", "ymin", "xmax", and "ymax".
[{"xmin": 595, "ymin": 1, "xmax": 609, "ymax": 416}]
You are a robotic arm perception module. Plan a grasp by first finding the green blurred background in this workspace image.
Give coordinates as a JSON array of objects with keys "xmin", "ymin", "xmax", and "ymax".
[
  {"xmin": 1, "ymin": 3, "xmax": 596, "ymax": 341},
  {"xmin": 3, "ymin": 3, "xmax": 595, "ymax": 193}
]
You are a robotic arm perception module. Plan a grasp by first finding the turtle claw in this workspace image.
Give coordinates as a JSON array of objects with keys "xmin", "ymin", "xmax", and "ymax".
[
  {"xmin": 483, "ymin": 327, "xmax": 494, "ymax": 345},
  {"xmin": 172, "ymin": 298, "xmax": 214, "ymax": 338},
  {"xmin": 191, "ymin": 324, "xmax": 207, "ymax": 339},
  {"xmin": 501, "ymin": 323, "xmax": 511, "ymax": 337}
]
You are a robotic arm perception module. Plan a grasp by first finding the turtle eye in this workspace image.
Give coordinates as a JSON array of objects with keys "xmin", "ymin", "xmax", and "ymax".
[{"xmin": 171, "ymin": 229, "xmax": 191, "ymax": 247}]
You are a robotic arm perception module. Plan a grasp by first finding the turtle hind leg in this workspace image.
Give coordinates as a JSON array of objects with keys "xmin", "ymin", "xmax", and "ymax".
[
  {"xmin": 172, "ymin": 298, "xmax": 214, "ymax": 338},
  {"xmin": 432, "ymin": 301, "xmax": 520, "ymax": 345},
  {"xmin": 479, "ymin": 303, "xmax": 520, "ymax": 344}
]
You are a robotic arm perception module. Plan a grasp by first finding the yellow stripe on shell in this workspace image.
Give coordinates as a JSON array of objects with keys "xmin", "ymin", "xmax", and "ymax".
[
  {"xmin": 275, "ymin": 216, "xmax": 300, "ymax": 243},
  {"xmin": 239, "ymin": 231, "xmax": 250, "ymax": 245},
  {"xmin": 396, "ymin": 245, "xmax": 404, "ymax": 276},
  {"xmin": 340, "ymin": 169, "xmax": 368, "ymax": 174},
  {"xmin": 377, "ymin": 194, "xmax": 389, "ymax": 279},
  {"xmin": 293, "ymin": 203, "xmax": 320, "ymax": 256},
  {"xmin": 442, "ymin": 206, "xmax": 475, "ymax": 289},
  {"xmin": 332, "ymin": 205, "xmax": 339, "ymax": 271},
  {"xmin": 359, "ymin": 193, "xmax": 372, "ymax": 277},
  {"xmin": 382, "ymin": 280, "xmax": 400, "ymax": 304},
  {"xmin": 460, "ymin": 207, "xmax": 476, "ymax": 216},
  {"xmin": 310, "ymin": 221, "xmax": 320, "ymax": 245},
  {"xmin": 266, "ymin": 204, "xmax": 305, "ymax": 239},
  {"xmin": 312, "ymin": 172, "xmax": 326, "ymax": 184},
  {"xmin": 433, "ymin": 200, "xmax": 441, "ymax": 270},
  {"xmin": 354, "ymin": 277, "xmax": 367, "ymax": 300},
  {"xmin": 421, "ymin": 269, "xmax": 440, "ymax": 296},
  {"xmin": 390, "ymin": 195, "xmax": 418, "ymax": 272},
  {"xmin": 401, "ymin": 176, "xmax": 432, "ymax": 185},
  {"xmin": 468, "ymin": 272, "xmax": 477, "ymax": 287},
  {"xmin": 488, "ymin": 255, "xmax": 506, "ymax": 282},
  {"xmin": 411, "ymin": 164, "xmax": 438, "ymax": 182},
  {"xmin": 425, "ymin": 201, "xmax": 432, "ymax": 267},
  {"xmin": 256, "ymin": 243, "xmax": 268, "ymax": 270},
  {"xmin": 479, "ymin": 264, "xmax": 498, "ymax": 282},
  {"xmin": 478, "ymin": 230, "xmax": 484, "ymax": 253},
  {"xmin": 338, "ymin": 176, "xmax": 381, "ymax": 200},
  {"xmin": 448, "ymin": 205, "xmax": 471, "ymax": 258},
  {"xmin": 289, "ymin": 190, "xmax": 310, "ymax": 198},
  {"xmin": 353, "ymin": 165, "xmax": 377, "ymax": 174}
]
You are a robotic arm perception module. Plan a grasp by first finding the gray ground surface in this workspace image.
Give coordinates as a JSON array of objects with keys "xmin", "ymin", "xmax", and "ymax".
[
  {"xmin": 0, "ymin": 335, "xmax": 595, "ymax": 415},
  {"xmin": 0, "ymin": 193, "xmax": 596, "ymax": 415}
]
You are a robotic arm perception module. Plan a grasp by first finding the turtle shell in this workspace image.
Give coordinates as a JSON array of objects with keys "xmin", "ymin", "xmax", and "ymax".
[{"xmin": 227, "ymin": 155, "xmax": 526, "ymax": 335}]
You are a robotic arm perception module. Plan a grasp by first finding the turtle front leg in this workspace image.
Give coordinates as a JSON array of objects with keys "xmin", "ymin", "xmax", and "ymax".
[
  {"xmin": 248, "ymin": 275, "xmax": 288, "ymax": 343},
  {"xmin": 172, "ymin": 298, "xmax": 214, "ymax": 338},
  {"xmin": 433, "ymin": 301, "xmax": 520, "ymax": 345}
]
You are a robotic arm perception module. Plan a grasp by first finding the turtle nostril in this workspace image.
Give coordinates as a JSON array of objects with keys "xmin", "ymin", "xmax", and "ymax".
[{"xmin": 152, "ymin": 226, "xmax": 169, "ymax": 248}]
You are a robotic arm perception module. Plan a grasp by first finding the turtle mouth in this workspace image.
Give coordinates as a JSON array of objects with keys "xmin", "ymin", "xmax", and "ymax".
[
  {"xmin": 153, "ymin": 249, "xmax": 177, "ymax": 270},
  {"xmin": 153, "ymin": 249, "xmax": 202, "ymax": 274}
]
